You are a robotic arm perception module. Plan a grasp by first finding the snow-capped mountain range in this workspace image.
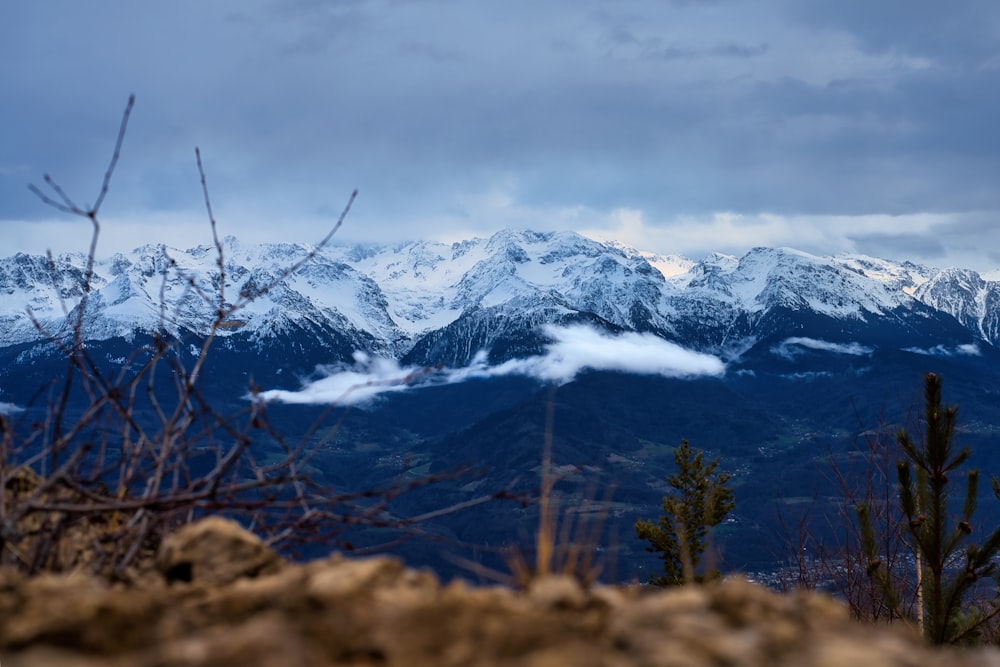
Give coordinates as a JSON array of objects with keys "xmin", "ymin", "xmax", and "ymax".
[{"xmin": 1, "ymin": 229, "xmax": 996, "ymax": 368}]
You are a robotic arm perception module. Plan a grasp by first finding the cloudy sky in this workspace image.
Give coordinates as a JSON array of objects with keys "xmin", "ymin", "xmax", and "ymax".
[{"xmin": 3, "ymin": 1, "xmax": 1000, "ymax": 269}]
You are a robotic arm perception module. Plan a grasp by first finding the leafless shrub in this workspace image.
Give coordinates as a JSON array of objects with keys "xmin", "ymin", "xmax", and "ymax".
[
  {"xmin": 0, "ymin": 95, "xmax": 489, "ymax": 581},
  {"xmin": 775, "ymin": 406, "xmax": 919, "ymax": 622},
  {"xmin": 825, "ymin": 416, "xmax": 917, "ymax": 622}
]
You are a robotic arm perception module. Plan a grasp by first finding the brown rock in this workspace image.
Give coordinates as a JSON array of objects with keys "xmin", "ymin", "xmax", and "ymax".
[
  {"xmin": 527, "ymin": 574, "xmax": 588, "ymax": 610},
  {"xmin": 4, "ymin": 517, "xmax": 1000, "ymax": 667},
  {"xmin": 155, "ymin": 517, "xmax": 283, "ymax": 586}
]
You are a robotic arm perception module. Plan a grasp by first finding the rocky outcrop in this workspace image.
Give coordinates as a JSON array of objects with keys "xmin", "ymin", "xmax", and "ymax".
[
  {"xmin": 155, "ymin": 517, "xmax": 284, "ymax": 586},
  {"xmin": 1, "ymin": 518, "xmax": 998, "ymax": 667}
]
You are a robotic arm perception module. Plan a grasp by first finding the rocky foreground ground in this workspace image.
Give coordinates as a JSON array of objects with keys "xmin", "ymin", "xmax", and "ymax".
[{"xmin": 2, "ymin": 517, "xmax": 999, "ymax": 667}]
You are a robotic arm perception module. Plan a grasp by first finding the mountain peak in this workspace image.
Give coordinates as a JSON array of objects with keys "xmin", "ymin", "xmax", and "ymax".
[{"xmin": 0, "ymin": 230, "xmax": 995, "ymax": 366}]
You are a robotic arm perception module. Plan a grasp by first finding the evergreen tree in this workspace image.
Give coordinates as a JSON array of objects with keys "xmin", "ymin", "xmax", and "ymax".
[
  {"xmin": 858, "ymin": 373, "xmax": 1000, "ymax": 644},
  {"xmin": 635, "ymin": 440, "xmax": 735, "ymax": 586}
]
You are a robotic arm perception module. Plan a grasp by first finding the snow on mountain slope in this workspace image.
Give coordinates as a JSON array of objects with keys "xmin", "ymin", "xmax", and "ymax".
[
  {"xmin": 661, "ymin": 247, "xmax": 916, "ymax": 320},
  {"xmin": 643, "ymin": 247, "xmax": 929, "ymax": 354},
  {"xmin": 729, "ymin": 247, "xmax": 913, "ymax": 318},
  {"xmin": 0, "ymin": 230, "xmax": 997, "ymax": 366},
  {"xmin": 596, "ymin": 240, "xmax": 696, "ymax": 279},
  {"xmin": 331, "ymin": 230, "xmax": 675, "ymax": 338},
  {"xmin": 0, "ymin": 239, "xmax": 406, "ymax": 356},
  {"xmin": 914, "ymin": 268, "xmax": 1000, "ymax": 344},
  {"xmin": 0, "ymin": 251, "xmax": 104, "ymax": 343},
  {"xmin": 335, "ymin": 239, "xmax": 480, "ymax": 333},
  {"xmin": 830, "ymin": 254, "xmax": 936, "ymax": 295}
]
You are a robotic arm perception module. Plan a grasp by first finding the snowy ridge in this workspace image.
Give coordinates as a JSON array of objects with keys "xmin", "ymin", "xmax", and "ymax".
[
  {"xmin": 598, "ymin": 240, "xmax": 695, "ymax": 279},
  {"xmin": 914, "ymin": 268, "xmax": 1000, "ymax": 344},
  {"xmin": 0, "ymin": 230, "xmax": 997, "ymax": 365},
  {"xmin": 830, "ymin": 254, "xmax": 936, "ymax": 295}
]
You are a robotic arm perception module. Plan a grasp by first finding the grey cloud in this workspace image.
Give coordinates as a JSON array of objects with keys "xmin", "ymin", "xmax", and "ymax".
[
  {"xmin": 902, "ymin": 343, "xmax": 982, "ymax": 357},
  {"xmin": 785, "ymin": 0, "xmax": 998, "ymax": 65},
  {"xmin": 919, "ymin": 215, "xmax": 1000, "ymax": 270},
  {"xmin": 399, "ymin": 42, "xmax": 467, "ymax": 63},
  {"xmin": 3, "ymin": 1, "xmax": 1000, "ymax": 266},
  {"xmin": 596, "ymin": 18, "xmax": 767, "ymax": 62},
  {"xmin": 643, "ymin": 42, "xmax": 769, "ymax": 61},
  {"xmin": 0, "ymin": 402, "xmax": 23, "ymax": 416},
  {"xmin": 711, "ymin": 42, "xmax": 769, "ymax": 58},
  {"xmin": 771, "ymin": 337, "xmax": 874, "ymax": 361},
  {"xmin": 850, "ymin": 233, "xmax": 948, "ymax": 263}
]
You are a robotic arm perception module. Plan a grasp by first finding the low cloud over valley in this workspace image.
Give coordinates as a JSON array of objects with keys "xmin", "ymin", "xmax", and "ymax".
[{"xmin": 259, "ymin": 324, "xmax": 725, "ymax": 406}]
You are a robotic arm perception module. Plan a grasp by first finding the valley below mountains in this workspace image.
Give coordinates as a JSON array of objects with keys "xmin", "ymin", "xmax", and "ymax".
[{"xmin": 4, "ymin": 229, "xmax": 1000, "ymax": 583}]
